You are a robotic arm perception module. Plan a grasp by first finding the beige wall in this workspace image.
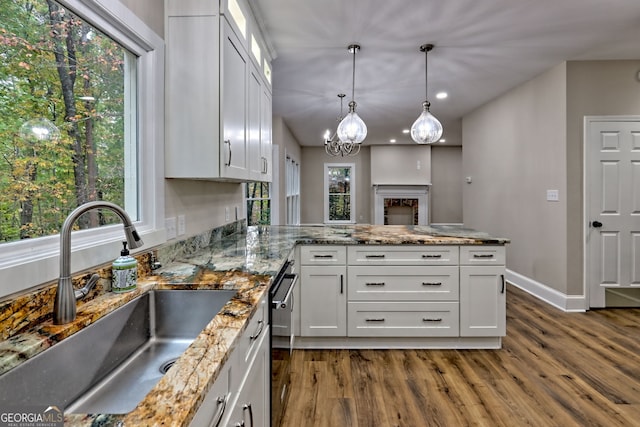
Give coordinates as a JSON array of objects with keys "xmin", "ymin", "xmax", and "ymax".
[
  {"xmin": 301, "ymin": 147, "xmax": 372, "ymax": 224},
  {"xmin": 565, "ymin": 60, "xmax": 640, "ymax": 295},
  {"xmin": 121, "ymin": 0, "xmax": 164, "ymax": 36},
  {"xmin": 431, "ymin": 146, "xmax": 463, "ymax": 224},
  {"xmin": 370, "ymin": 145, "xmax": 431, "ymax": 185},
  {"xmin": 463, "ymin": 63, "xmax": 568, "ymax": 293},
  {"xmin": 463, "ymin": 59, "xmax": 640, "ymax": 297}
]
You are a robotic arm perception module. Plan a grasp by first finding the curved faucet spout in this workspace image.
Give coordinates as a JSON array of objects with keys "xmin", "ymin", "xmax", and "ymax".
[{"xmin": 54, "ymin": 201, "xmax": 144, "ymax": 325}]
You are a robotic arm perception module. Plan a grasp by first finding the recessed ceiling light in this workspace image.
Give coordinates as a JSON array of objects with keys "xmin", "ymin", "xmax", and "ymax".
[
  {"xmin": 402, "ymin": 129, "xmax": 410, "ymax": 134},
  {"xmin": 390, "ymin": 139, "xmax": 396, "ymax": 143},
  {"xmin": 436, "ymin": 92, "xmax": 448, "ymax": 99}
]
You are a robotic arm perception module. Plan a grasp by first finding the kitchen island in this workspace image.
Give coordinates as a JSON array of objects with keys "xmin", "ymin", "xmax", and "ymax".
[{"xmin": 0, "ymin": 224, "xmax": 508, "ymax": 426}]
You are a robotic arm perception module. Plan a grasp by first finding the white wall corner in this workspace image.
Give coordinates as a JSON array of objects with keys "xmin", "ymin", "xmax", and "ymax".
[{"xmin": 506, "ymin": 269, "xmax": 586, "ymax": 312}]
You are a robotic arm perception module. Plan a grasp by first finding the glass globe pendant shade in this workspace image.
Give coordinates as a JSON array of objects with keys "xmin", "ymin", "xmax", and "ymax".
[
  {"xmin": 19, "ymin": 118, "xmax": 61, "ymax": 143},
  {"xmin": 337, "ymin": 101, "xmax": 367, "ymax": 144},
  {"xmin": 410, "ymin": 102, "xmax": 443, "ymax": 144}
]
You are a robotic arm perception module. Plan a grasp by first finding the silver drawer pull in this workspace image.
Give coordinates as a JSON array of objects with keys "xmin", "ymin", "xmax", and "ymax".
[
  {"xmin": 365, "ymin": 318, "xmax": 385, "ymax": 322},
  {"xmin": 365, "ymin": 282, "xmax": 386, "ymax": 286},
  {"xmin": 473, "ymin": 254, "xmax": 494, "ymax": 258},
  {"xmin": 365, "ymin": 254, "xmax": 385, "ymax": 259},
  {"xmin": 422, "ymin": 282, "xmax": 442, "ymax": 286},
  {"xmin": 423, "ymin": 318, "xmax": 443, "ymax": 322},
  {"xmin": 313, "ymin": 254, "xmax": 334, "ymax": 258},
  {"xmin": 422, "ymin": 254, "xmax": 442, "ymax": 258}
]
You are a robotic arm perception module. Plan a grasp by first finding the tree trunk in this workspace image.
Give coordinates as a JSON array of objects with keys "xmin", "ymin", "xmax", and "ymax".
[{"xmin": 46, "ymin": 0, "xmax": 88, "ymax": 227}]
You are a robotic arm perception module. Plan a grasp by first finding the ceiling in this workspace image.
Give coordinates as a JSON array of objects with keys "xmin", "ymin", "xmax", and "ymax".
[{"xmin": 248, "ymin": 0, "xmax": 640, "ymax": 147}]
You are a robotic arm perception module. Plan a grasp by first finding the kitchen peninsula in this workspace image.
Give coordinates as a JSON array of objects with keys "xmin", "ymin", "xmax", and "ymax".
[{"xmin": 0, "ymin": 224, "xmax": 508, "ymax": 426}]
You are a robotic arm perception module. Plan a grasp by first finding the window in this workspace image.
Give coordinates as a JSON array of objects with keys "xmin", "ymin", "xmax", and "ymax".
[
  {"xmin": 0, "ymin": 0, "xmax": 164, "ymax": 298},
  {"xmin": 0, "ymin": 0, "xmax": 136, "ymax": 241},
  {"xmin": 246, "ymin": 182, "xmax": 270, "ymax": 225},
  {"xmin": 324, "ymin": 163, "xmax": 355, "ymax": 223},
  {"xmin": 286, "ymin": 155, "xmax": 300, "ymax": 225}
]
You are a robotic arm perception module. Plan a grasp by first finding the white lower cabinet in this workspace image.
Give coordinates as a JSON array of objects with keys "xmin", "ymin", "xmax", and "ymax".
[
  {"xmin": 226, "ymin": 327, "xmax": 269, "ymax": 427},
  {"xmin": 297, "ymin": 244, "xmax": 506, "ymax": 348},
  {"xmin": 190, "ymin": 294, "xmax": 269, "ymax": 427},
  {"xmin": 460, "ymin": 265, "xmax": 506, "ymax": 337},
  {"xmin": 299, "ymin": 265, "xmax": 347, "ymax": 337}
]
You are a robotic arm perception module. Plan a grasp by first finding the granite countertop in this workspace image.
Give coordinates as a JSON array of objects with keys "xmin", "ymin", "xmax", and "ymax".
[{"xmin": 0, "ymin": 224, "xmax": 508, "ymax": 426}]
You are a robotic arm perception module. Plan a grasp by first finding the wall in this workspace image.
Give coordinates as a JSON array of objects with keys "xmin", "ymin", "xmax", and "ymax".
[
  {"xmin": 120, "ymin": 0, "xmax": 163, "ymax": 35},
  {"xmin": 431, "ymin": 146, "xmax": 463, "ymax": 224},
  {"xmin": 463, "ymin": 63, "xmax": 568, "ymax": 294},
  {"xmin": 301, "ymin": 147, "xmax": 371, "ymax": 224},
  {"xmin": 370, "ymin": 145, "xmax": 431, "ymax": 185},
  {"xmin": 273, "ymin": 116, "xmax": 302, "ymax": 225},
  {"xmin": 565, "ymin": 60, "xmax": 640, "ymax": 295},
  {"xmin": 463, "ymin": 59, "xmax": 640, "ymax": 299}
]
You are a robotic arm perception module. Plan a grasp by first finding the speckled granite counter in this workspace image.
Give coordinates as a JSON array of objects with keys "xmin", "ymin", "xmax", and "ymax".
[{"xmin": 0, "ymin": 224, "xmax": 508, "ymax": 426}]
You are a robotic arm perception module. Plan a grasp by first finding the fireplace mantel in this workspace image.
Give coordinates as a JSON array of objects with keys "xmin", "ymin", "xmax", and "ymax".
[{"xmin": 373, "ymin": 184, "xmax": 430, "ymax": 225}]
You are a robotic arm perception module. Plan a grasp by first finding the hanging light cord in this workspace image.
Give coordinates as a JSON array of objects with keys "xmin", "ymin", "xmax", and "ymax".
[
  {"xmin": 347, "ymin": 44, "xmax": 360, "ymax": 110},
  {"xmin": 421, "ymin": 44, "xmax": 434, "ymax": 108}
]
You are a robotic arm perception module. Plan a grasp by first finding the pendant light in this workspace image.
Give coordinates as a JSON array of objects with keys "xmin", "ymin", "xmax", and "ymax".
[
  {"xmin": 337, "ymin": 44, "xmax": 367, "ymax": 145},
  {"xmin": 411, "ymin": 44, "xmax": 443, "ymax": 144}
]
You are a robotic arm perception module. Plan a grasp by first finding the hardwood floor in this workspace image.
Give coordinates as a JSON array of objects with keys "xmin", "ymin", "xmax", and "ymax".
[{"xmin": 281, "ymin": 285, "xmax": 640, "ymax": 427}]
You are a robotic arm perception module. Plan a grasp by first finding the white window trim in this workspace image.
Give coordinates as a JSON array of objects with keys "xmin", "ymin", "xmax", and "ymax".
[
  {"xmin": 324, "ymin": 163, "xmax": 356, "ymax": 224},
  {"xmin": 0, "ymin": 0, "xmax": 165, "ymax": 299},
  {"xmin": 285, "ymin": 153, "xmax": 300, "ymax": 225}
]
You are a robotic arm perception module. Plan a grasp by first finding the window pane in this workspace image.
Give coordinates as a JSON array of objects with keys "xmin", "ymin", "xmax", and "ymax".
[
  {"xmin": 329, "ymin": 195, "xmax": 350, "ymax": 221},
  {"xmin": 0, "ymin": 0, "xmax": 136, "ymax": 242}
]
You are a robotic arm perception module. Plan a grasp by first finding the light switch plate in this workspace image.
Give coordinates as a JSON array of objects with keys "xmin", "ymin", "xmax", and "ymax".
[
  {"xmin": 177, "ymin": 215, "xmax": 186, "ymax": 236},
  {"xmin": 165, "ymin": 217, "xmax": 177, "ymax": 240},
  {"xmin": 546, "ymin": 189, "xmax": 559, "ymax": 202}
]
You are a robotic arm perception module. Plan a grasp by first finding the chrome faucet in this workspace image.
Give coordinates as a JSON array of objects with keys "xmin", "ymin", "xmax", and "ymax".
[{"xmin": 54, "ymin": 201, "xmax": 144, "ymax": 325}]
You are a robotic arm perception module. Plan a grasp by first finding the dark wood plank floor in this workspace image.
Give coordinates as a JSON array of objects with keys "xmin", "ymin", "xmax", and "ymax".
[{"xmin": 282, "ymin": 285, "xmax": 640, "ymax": 427}]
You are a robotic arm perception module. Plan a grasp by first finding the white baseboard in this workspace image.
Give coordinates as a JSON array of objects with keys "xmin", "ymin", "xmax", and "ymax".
[{"xmin": 505, "ymin": 269, "xmax": 587, "ymax": 312}]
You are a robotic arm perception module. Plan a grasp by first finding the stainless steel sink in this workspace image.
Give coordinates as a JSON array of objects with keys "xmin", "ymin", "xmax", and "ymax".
[{"xmin": 0, "ymin": 289, "xmax": 235, "ymax": 414}]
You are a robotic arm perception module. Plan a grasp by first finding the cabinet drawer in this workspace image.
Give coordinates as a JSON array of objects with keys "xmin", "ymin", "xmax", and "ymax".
[
  {"xmin": 460, "ymin": 246, "xmax": 505, "ymax": 265},
  {"xmin": 347, "ymin": 245, "xmax": 458, "ymax": 265},
  {"xmin": 348, "ymin": 266, "xmax": 459, "ymax": 301},
  {"xmin": 348, "ymin": 302, "xmax": 459, "ymax": 337},
  {"xmin": 233, "ymin": 294, "xmax": 267, "ymax": 392},
  {"xmin": 300, "ymin": 245, "xmax": 346, "ymax": 265}
]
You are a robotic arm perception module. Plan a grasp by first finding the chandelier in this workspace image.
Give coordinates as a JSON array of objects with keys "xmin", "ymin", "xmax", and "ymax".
[
  {"xmin": 324, "ymin": 93, "xmax": 362, "ymax": 156},
  {"xmin": 411, "ymin": 44, "xmax": 443, "ymax": 144}
]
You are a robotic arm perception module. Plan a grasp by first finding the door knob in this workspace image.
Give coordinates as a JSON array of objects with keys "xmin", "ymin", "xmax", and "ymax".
[{"xmin": 591, "ymin": 221, "xmax": 603, "ymax": 228}]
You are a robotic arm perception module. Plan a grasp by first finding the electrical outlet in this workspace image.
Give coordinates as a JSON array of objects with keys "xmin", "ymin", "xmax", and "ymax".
[
  {"xmin": 546, "ymin": 189, "xmax": 559, "ymax": 202},
  {"xmin": 165, "ymin": 217, "xmax": 177, "ymax": 240},
  {"xmin": 177, "ymin": 215, "xmax": 186, "ymax": 236}
]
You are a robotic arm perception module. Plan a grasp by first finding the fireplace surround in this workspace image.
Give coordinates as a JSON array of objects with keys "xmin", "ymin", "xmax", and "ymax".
[{"xmin": 373, "ymin": 185, "xmax": 429, "ymax": 225}]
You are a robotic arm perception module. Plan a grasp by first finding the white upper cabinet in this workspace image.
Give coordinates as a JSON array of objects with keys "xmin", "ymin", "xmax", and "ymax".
[{"xmin": 165, "ymin": 0, "xmax": 272, "ymax": 182}]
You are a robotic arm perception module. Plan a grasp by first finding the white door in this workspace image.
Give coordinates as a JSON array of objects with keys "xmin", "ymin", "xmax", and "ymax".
[{"xmin": 586, "ymin": 117, "xmax": 640, "ymax": 308}]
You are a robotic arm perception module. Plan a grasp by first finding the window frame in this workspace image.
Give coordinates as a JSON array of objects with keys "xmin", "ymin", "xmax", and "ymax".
[
  {"xmin": 0, "ymin": 0, "xmax": 165, "ymax": 299},
  {"xmin": 245, "ymin": 182, "xmax": 271, "ymax": 226},
  {"xmin": 286, "ymin": 155, "xmax": 300, "ymax": 225},
  {"xmin": 324, "ymin": 163, "xmax": 356, "ymax": 224}
]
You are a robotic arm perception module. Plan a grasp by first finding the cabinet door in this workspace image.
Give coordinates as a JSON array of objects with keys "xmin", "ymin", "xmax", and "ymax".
[
  {"xmin": 300, "ymin": 266, "xmax": 347, "ymax": 336},
  {"xmin": 247, "ymin": 63, "xmax": 262, "ymax": 180},
  {"xmin": 165, "ymin": 13, "xmax": 220, "ymax": 178},
  {"xmin": 260, "ymin": 87, "xmax": 272, "ymax": 182},
  {"xmin": 226, "ymin": 329, "xmax": 269, "ymax": 427},
  {"xmin": 460, "ymin": 266, "xmax": 506, "ymax": 337},
  {"xmin": 221, "ymin": 21, "xmax": 248, "ymax": 180}
]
